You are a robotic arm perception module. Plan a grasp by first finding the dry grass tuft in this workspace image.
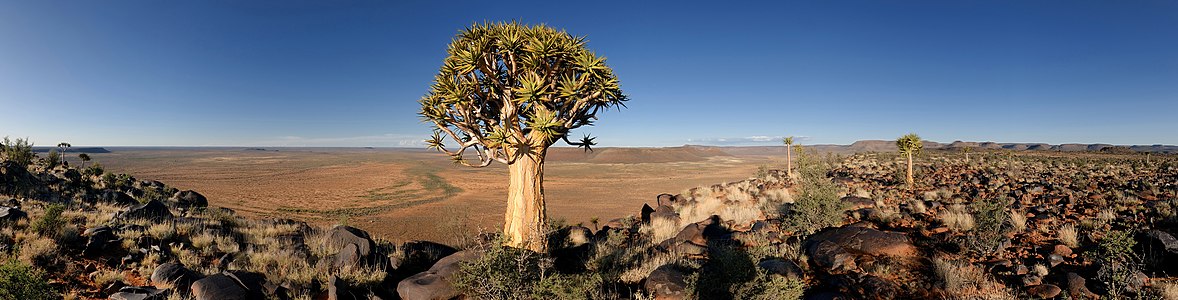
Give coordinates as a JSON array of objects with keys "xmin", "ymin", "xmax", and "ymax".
[
  {"xmin": 933, "ymin": 258, "xmax": 1013, "ymax": 299},
  {"xmin": 1058, "ymin": 224, "xmax": 1079, "ymax": 248},
  {"xmin": 941, "ymin": 210, "xmax": 975, "ymax": 232},
  {"xmin": 1156, "ymin": 281, "xmax": 1178, "ymax": 300},
  {"xmin": 1009, "ymin": 211, "xmax": 1027, "ymax": 232}
]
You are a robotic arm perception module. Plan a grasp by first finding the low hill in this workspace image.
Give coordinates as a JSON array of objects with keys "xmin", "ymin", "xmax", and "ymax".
[
  {"xmin": 31, "ymin": 147, "xmax": 112, "ymax": 154},
  {"xmin": 547, "ymin": 145, "xmax": 730, "ymax": 163}
]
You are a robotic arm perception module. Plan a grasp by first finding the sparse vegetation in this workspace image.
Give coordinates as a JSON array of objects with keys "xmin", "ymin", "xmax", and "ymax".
[{"xmin": 0, "ymin": 259, "xmax": 57, "ymax": 299}]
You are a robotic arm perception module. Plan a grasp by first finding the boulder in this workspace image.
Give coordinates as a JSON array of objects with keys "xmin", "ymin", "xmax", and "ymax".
[
  {"xmin": 190, "ymin": 271, "xmax": 268, "ymax": 300},
  {"xmin": 1066, "ymin": 272, "xmax": 1097, "ymax": 299},
  {"xmin": 83, "ymin": 226, "xmax": 119, "ymax": 256},
  {"xmin": 645, "ymin": 264, "xmax": 689, "ymax": 300},
  {"xmin": 99, "ymin": 189, "xmax": 138, "ymax": 206},
  {"xmin": 333, "ymin": 243, "xmax": 364, "ymax": 269},
  {"xmin": 327, "ymin": 225, "xmax": 377, "ymax": 257},
  {"xmin": 329, "ymin": 275, "xmax": 360, "ymax": 300},
  {"xmin": 841, "ymin": 196, "xmax": 875, "ymax": 210},
  {"xmin": 120, "ymin": 200, "xmax": 173, "ymax": 221},
  {"xmin": 0, "ymin": 206, "xmax": 27, "ymax": 223},
  {"xmin": 758, "ymin": 258, "xmax": 803, "ymax": 279},
  {"xmin": 170, "ymin": 190, "xmax": 208, "ymax": 208},
  {"xmin": 641, "ymin": 203, "xmax": 656, "ymax": 224},
  {"xmin": 1027, "ymin": 284, "xmax": 1061, "ymax": 298},
  {"xmin": 397, "ymin": 250, "xmax": 482, "ymax": 300},
  {"xmin": 397, "ymin": 240, "xmax": 457, "ymax": 277},
  {"xmin": 110, "ymin": 286, "xmax": 169, "ymax": 300},
  {"xmin": 151, "ymin": 263, "xmax": 203, "ymax": 292},
  {"xmin": 803, "ymin": 225, "xmax": 916, "ymax": 272}
]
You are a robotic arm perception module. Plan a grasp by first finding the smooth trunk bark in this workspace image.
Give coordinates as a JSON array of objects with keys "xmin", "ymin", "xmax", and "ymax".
[
  {"xmin": 503, "ymin": 149, "xmax": 548, "ymax": 252},
  {"xmin": 786, "ymin": 147, "xmax": 792, "ymax": 179},
  {"xmin": 905, "ymin": 152, "xmax": 914, "ymax": 187}
]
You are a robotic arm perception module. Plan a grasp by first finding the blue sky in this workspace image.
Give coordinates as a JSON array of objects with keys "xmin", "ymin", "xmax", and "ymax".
[{"xmin": 1, "ymin": 1, "xmax": 1175, "ymax": 147}]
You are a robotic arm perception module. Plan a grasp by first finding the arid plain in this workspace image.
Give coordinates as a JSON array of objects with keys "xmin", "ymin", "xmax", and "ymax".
[{"xmin": 89, "ymin": 146, "xmax": 780, "ymax": 242}]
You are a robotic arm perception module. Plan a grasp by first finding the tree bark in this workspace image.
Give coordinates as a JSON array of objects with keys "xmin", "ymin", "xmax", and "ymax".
[
  {"xmin": 503, "ymin": 148, "xmax": 548, "ymax": 252},
  {"xmin": 786, "ymin": 146, "xmax": 792, "ymax": 179},
  {"xmin": 905, "ymin": 152, "xmax": 914, "ymax": 187}
]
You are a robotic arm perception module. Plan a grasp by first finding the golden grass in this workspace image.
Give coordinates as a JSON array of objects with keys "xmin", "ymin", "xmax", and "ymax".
[
  {"xmin": 1009, "ymin": 211, "xmax": 1027, "ymax": 233},
  {"xmin": 941, "ymin": 210, "xmax": 975, "ymax": 232},
  {"xmin": 1058, "ymin": 224, "xmax": 1079, "ymax": 248},
  {"xmin": 933, "ymin": 258, "xmax": 1013, "ymax": 299}
]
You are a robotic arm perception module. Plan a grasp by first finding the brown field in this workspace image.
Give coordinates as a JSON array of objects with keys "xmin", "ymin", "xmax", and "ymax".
[{"xmin": 89, "ymin": 147, "xmax": 781, "ymax": 242}]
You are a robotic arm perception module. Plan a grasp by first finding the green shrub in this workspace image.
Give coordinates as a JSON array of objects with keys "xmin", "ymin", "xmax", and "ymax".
[
  {"xmin": 959, "ymin": 197, "xmax": 1009, "ymax": 254},
  {"xmin": 30, "ymin": 204, "xmax": 65, "ymax": 238},
  {"xmin": 44, "ymin": 150, "xmax": 60, "ymax": 168},
  {"xmin": 1092, "ymin": 230, "xmax": 1139, "ymax": 298},
  {"xmin": 452, "ymin": 239, "xmax": 549, "ymax": 300},
  {"xmin": 0, "ymin": 259, "xmax": 57, "ymax": 299},
  {"xmin": 0, "ymin": 137, "xmax": 35, "ymax": 167},
  {"xmin": 82, "ymin": 163, "xmax": 104, "ymax": 177},
  {"xmin": 690, "ymin": 243, "xmax": 805, "ymax": 300},
  {"xmin": 782, "ymin": 151, "xmax": 847, "ymax": 234}
]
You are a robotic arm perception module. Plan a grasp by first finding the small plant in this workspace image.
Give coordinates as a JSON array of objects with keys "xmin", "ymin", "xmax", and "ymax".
[
  {"xmin": 0, "ymin": 137, "xmax": 36, "ymax": 167},
  {"xmin": 0, "ymin": 259, "xmax": 58, "ymax": 299},
  {"xmin": 452, "ymin": 237, "xmax": 551, "ymax": 299},
  {"xmin": 30, "ymin": 204, "xmax": 66, "ymax": 238},
  {"xmin": 964, "ymin": 197, "xmax": 1009, "ymax": 253},
  {"xmin": 1092, "ymin": 230, "xmax": 1139, "ymax": 298},
  {"xmin": 1058, "ymin": 224, "xmax": 1080, "ymax": 248},
  {"xmin": 932, "ymin": 258, "xmax": 1012, "ymax": 299},
  {"xmin": 45, "ymin": 149, "xmax": 61, "ymax": 168},
  {"xmin": 1008, "ymin": 210, "xmax": 1027, "ymax": 233},
  {"xmin": 941, "ymin": 210, "xmax": 975, "ymax": 232},
  {"xmin": 781, "ymin": 151, "xmax": 847, "ymax": 234}
]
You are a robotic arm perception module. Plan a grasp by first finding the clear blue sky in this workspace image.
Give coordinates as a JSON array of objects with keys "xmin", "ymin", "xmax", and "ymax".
[{"xmin": 1, "ymin": 1, "xmax": 1175, "ymax": 147}]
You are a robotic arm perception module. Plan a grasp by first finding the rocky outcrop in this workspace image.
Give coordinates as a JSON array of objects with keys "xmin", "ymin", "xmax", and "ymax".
[
  {"xmin": 169, "ymin": 190, "xmax": 208, "ymax": 208},
  {"xmin": 397, "ymin": 250, "xmax": 481, "ymax": 300}
]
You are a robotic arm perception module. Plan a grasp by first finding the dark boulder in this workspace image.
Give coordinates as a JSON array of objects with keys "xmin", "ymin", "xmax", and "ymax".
[
  {"xmin": 803, "ymin": 225, "xmax": 916, "ymax": 273},
  {"xmin": 120, "ymin": 200, "xmax": 173, "ymax": 221},
  {"xmin": 333, "ymin": 243, "xmax": 365, "ymax": 270},
  {"xmin": 0, "ymin": 206, "xmax": 27, "ymax": 223},
  {"xmin": 1027, "ymin": 284, "xmax": 1061, "ymax": 298},
  {"xmin": 758, "ymin": 258, "xmax": 803, "ymax": 279},
  {"xmin": 99, "ymin": 189, "xmax": 138, "ymax": 206},
  {"xmin": 1066, "ymin": 272, "xmax": 1097, "ymax": 299},
  {"xmin": 190, "ymin": 271, "xmax": 268, "ymax": 300},
  {"xmin": 1137, "ymin": 230, "xmax": 1178, "ymax": 274},
  {"xmin": 327, "ymin": 225, "xmax": 377, "ymax": 257},
  {"xmin": 641, "ymin": 203, "xmax": 656, "ymax": 224},
  {"xmin": 151, "ymin": 263, "xmax": 203, "ymax": 292},
  {"xmin": 645, "ymin": 264, "xmax": 689, "ymax": 300},
  {"xmin": 397, "ymin": 250, "xmax": 481, "ymax": 300},
  {"xmin": 110, "ymin": 286, "xmax": 169, "ymax": 300},
  {"xmin": 170, "ymin": 190, "xmax": 208, "ymax": 208},
  {"xmin": 329, "ymin": 275, "xmax": 361, "ymax": 300},
  {"xmin": 396, "ymin": 240, "xmax": 457, "ymax": 277},
  {"xmin": 83, "ymin": 226, "xmax": 119, "ymax": 256}
]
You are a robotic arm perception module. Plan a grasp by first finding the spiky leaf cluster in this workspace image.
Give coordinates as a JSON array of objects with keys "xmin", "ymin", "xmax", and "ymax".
[
  {"xmin": 419, "ymin": 22, "xmax": 626, "ymax": 167},
  {"xmin": 896, "ymin": 133, "xmax": 923, "ymax": 155}
]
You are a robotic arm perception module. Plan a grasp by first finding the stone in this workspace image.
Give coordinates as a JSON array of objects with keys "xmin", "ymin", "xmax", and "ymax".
[
  {"xmin": 1066, "ymin": 272, "xmax": 1097, "ymax": 299},
  {"xmin": 0, "ymin": 206, "xmax": 27, "ymax": 223},
  {"xmin": 1053, "ymin": 244, "xmax": 1073, "ymax": 257},
  {"xmin": 397, "ymin": 250, "xmax": 481, "ymax": 300},
  {"xmin": 1022, "ymin": 274, "xmax": 1042, "ymax": 287},
  {"xmin": 170, "ymin": 190, "xmax": 208, "ymax": 208},
  {"xmin": 1027, "ymin": 284, "xmax": 1061, "ymax": 299},
  {"xmin": 1047, "ymin": 254, "xmax": 1064, "ymax": 267},
  {"xmin": 110, "ymin": 286, "xmax": 169, "ymax": 300},
  {"xmin": 327, "ymin": 225, "xmax": 377, "ymax": 257},
  {"xmin": 757, "ymin": 258, "xmax": 803, "ymax": 279},
  {"xmin": 99, "ymin": 189, "xmax": 138, "ymax": 206},
  {"xmin": 333, "ymin": 243, "xmax": 364, "ymax": 270},
  {"xmin": 190, "ymin": 272, "xmax": 267, "ymax": 300},
  {"xmin": 120, "ymin": 200, "xmax": 173, "ymax": 221},
  {"xmin": 83, "ymin": 226, "xmax": 119, "ymax": 256},
  {"xmin": 645, "ymin": 264, "xmax": 688, "ymax": 300},
  {"xmin": 803, "ymin": 225, "xmax": 917, "ymax": 273},
  {"xmin": 641, "ymin": 203, "xmax": 655, "ymax": 224},
  {"xmin": 329, "ymin": 275, "xmax": 360, "ymax": 300},
  {"xmin": 841, "ymin": 196, "xmax": 875, "ymax": 210},
  {"xmin": 151, "ymin": 263, "xmax": 203, "ymax": 292}
]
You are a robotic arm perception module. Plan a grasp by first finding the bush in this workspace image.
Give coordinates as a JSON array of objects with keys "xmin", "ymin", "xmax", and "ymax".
[
  {"xmin": 30, "ymin": 204, "xmax": 65, "ymax": 238},
  {"xmin": 452, "ymin": 239, "xmax": 549, "ymax": 300},
  {"xmin": 690, "ymin": 242, "xmax": 805, "ymax": 300},
  {"xmin": 1093, "ymin": 230, "xmax": 1139, "ymax": 298},
  {"xmin": 0, "ymin": 137, "xmax": 35, "ymax": 167},
  {"xmin": 782, "ymin": 151, "xmax": 847, "ymax": 234},
  {"xmin": 961, "ymin": 197, "xmax": 1008, "ymax": 254},
  {"xmin": 0, "ymin": 259, "xmax": 57, "ymax": 299},
  {"xmin": 44, "ymin": 150, "xmax": 60, "ymax": 168}
]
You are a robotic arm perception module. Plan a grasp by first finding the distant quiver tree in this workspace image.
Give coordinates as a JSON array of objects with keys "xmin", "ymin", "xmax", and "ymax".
[
  {"xmin": 418, "ymin": 22, "xmax": 627, "ymax": 251},
  {"xmin": 896, "ymin": 133, "xmax": 922, "ymax": 187},
  {"xmin": 783, "ymin": 136, "xmax": 795, "ymax": 178}
]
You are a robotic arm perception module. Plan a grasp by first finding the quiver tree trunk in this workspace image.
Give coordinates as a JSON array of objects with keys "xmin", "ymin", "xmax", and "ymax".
[
  {"xmin": 905, "ymin": 152, "xmax": 914, "ymax": 187},
  {"xmin": 503, "ymin": 148, "xmax": 548, "ymax": 252}
]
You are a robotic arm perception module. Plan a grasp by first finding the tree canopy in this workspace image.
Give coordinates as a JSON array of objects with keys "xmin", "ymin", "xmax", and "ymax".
[{"xmin": 418, "ymin": 22, "xmax": 627, "ymax": 167}]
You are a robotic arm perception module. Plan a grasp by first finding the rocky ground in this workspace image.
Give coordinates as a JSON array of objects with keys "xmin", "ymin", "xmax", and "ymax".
[{"xmin": 2, "ymin": 148, "xmax": 1177, "ymax": 299}]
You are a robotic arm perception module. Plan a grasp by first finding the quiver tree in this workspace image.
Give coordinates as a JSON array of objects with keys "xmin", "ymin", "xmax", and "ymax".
[
  {"xmin": 418, "ymin": 22, "xmax": 627, "ymax": 251},
  {"xmin": 78, "ymin": 153, "xmax": 91, "ymax": 168},
  {"xmin": 896, "ymin": 133, "xmax": 922, "ymax": 187},
  {"xmin": 57, "ymin": 142, "xmax": 71, "ymax": 166},
  {"xmin": 782, "ymin": 136, "xmax": 795, "ymax": 178}
]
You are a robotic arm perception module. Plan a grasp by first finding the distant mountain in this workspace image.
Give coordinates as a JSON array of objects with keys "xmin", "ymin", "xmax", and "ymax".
[
  {"xmin": 548, "ymin": 145, "xmax": 730, "ymax": 163},
  {"xmin": 31, "ymin": 147, "xmax": 111, "ymax": 154},
  {"xmin": 713, "ymin": 140, "xmax": 1177, "ymax": 155}
]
